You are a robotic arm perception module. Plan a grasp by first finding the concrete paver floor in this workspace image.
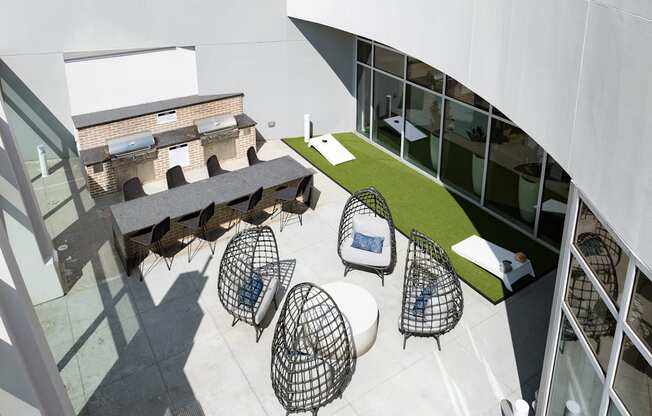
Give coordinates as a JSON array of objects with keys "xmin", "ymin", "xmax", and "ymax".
[{"xmin": 35, "ymin": 139, "xmax": 556, "ymax": 416}]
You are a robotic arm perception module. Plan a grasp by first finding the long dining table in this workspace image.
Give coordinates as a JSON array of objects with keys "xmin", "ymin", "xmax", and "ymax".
[{"xmin": 110, "ymin": 155, "xmax": 314, "ymax": 275}]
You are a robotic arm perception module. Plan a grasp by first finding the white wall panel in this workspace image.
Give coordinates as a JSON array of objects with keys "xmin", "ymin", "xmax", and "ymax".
[
  {"xmin": 65, "ymin": 48, "xmax": 198, "ymax": 115},
  {"xmin": 570, "ymin": 3, "xmax": 652, "ymax": 266},
  {"xmin": 196, "ymin": 19, "xmax": 355, "ymax": 139}
]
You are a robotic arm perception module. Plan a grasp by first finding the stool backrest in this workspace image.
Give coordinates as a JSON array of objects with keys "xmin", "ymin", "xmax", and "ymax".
[
  {"xmin": 206, "ymin": 155, "xmax": 222, "ymax": 177},
  {"xmin": 166, "ymin": 166, "xmax": 188, "ymax": 189},
  {"xmin": 151, "ymin": 217, "xmax": 171, "ymax": 245},
  {"xmin": 248, "ymin": 187, "xmax": 263, "ymax": 211},
  {"xmin": 247, "ymin": 147, "xmax": 261, "ymax": 166},
  {"xmin": 198, "ymin": 202, "xmax": 216, "ymax": 228},
  {"xmin": 123, "ymin": 177, "xmax": 146, "ymax": 201},
  {"xmin": 296, "ymin": 175, "xmax": 313, "ymax": 199}
]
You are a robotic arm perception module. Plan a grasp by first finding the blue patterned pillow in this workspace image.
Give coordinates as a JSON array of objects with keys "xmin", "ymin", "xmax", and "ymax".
[
  {"xmin": 412, "ymin": 295, "xmax": 428, "ymax": 316},
  {"xmin": 351, "ymin": 232, "xmax": 384, "ymax": 254},
  {"xmin": 239, "ymin": 272, "xmax": 264, "ymax": 307}
]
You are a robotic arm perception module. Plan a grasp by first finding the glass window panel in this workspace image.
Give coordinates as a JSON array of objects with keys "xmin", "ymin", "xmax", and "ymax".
[
  {"xmin": 356, "ymin": 65, "xmax": 372, "ymax": 138},
  {"xmin": 445, "ymin": 76, "xmax": 490, "ymax": 111},
  {"xmin": 372, "ymin": 71, "xmax": 403, "ymax": 156},
  {"xmin": 565, "ymin": 255, "xmax": 617, "ymax": 371},
  {"xmin": 538, "ymin": 155, "xmax": 571, "ymax": 248},
  {"xmin": 548, "ymin": 314, "xmax": 604, "ymax": 416},
  {"xmin": 374, "ymin": 45, "xmax": 405, "ymax": 78},
  {"xmin": 493, "ymin": 106, "xmax": 511, "ymax": 121},
  {"xmin": 484, "ymin": 119, "xmax": 543, "ymax": 230},
  {"xmin": 627, "ymin": 269, "xmax": 652, "ymax": 353},
  {"xmin": 607, "ymin": 400, "xmax": 624, "ymax": 415},
  {"xmin": 406, "ymin": 57, "xmax": 443, "ymax": 93},
  {"xmin": 440, "ymin": 99, "xmax": 488, "ymax": 201},
  {"xmin": 357, "ymin": 40, "xmax": 372, "ymax": 65},
  {"xmin": 403, "ymin": 85, "xmax": 441, "ymax": 176},
  {"xmin": 575, "ymin": 201, "xmax": 629, "ymax": 307},
  {"xmin": 614, "ymin": 334, "xmax": 652, "ymax": 416}
]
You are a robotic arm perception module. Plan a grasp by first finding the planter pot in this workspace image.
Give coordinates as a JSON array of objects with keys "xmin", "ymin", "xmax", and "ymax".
[
  {"xmin": 429, "ymin": 134, "xmax": 440, "ymax": 173},
  {"xmin": 471, "ymin": 153, "xmax": 484, "ymax": 196},
  {"xmin": 518, "ymin": 175, "xmax": 538, "ymax": 224}
]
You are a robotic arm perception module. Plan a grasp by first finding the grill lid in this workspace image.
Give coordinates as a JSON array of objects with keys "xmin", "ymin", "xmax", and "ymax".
[
  {"xmin": 195, "ymin": 114, "xmax": 237, "ymax": 135},
  {"xmin": 107, "ymin": 131, "xmax": 155, "ymax": 156}
]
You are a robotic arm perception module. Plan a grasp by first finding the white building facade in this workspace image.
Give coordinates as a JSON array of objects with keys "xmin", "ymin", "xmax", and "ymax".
[{"xmin": 0, "ymin": 0, "xmax": 650, "ymax": 415}]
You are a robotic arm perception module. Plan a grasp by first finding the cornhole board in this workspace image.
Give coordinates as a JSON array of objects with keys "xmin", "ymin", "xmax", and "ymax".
[
  {"xmin": 308, "ymin": 134, "xmax": 356, "ymax": 166},
  {"xmin": 451, "ymin": 235, "xmax": 535, "ymax": 292}
]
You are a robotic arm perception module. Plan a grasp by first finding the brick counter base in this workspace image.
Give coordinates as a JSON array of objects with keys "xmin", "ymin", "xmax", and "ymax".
[{"xmin": 86, "ymin": 127, "xmax": 256, "ymax": 198}]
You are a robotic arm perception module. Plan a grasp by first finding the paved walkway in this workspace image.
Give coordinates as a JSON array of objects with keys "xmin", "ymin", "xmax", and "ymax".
[{"xmin": 35, "ymin": 139, "xmax": 556, "ymax": 416}]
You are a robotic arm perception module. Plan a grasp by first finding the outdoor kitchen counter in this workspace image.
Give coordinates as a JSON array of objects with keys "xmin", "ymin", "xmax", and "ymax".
[{"xmin": 79, "ymin": 112, "xmax": 257, "ymax": 166}]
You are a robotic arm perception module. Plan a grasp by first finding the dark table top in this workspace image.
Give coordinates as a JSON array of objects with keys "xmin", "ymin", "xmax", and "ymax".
[{"xmin": 110, "ymin": 156, "xmax": 313, "ymax": 236}]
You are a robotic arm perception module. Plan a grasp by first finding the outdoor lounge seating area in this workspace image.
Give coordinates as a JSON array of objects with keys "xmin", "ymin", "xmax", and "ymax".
[
  {"xmin": 3, "ymin": 4, "xmax": 651, "ymax": 415},
  {"xmin": 32, "ymin": 138, "xmax": 556, "ymax": 416}
]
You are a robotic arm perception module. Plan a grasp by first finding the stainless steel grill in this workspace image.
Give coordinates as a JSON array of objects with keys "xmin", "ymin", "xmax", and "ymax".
[
  {"xmin": 195, "ymin": 114, "xmax": 238, "ymax": 144},
  {"xmin": 107, "ymin": 131, "xmax": 156, "ymax": 160}
]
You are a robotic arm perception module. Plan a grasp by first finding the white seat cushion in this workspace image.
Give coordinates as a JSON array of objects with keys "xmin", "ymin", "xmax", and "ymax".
[
  {"xmin": 341, "ymin": 237, "xmax": 391, "ymax": 268},
  {"xmin": 352, "ymin": 215, "xmax": 390, "ymax": 241},
  {"xmin": 255, "ymin": 277, "xmax": 279, "ymax": 325},
  {"xmin": 341, "ymin": 214, "xmax": 392, "ymax": 268}
]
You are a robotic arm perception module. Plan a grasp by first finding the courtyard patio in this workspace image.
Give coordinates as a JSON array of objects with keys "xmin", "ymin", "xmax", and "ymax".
[{"xmin": 34, "ymin": 138, "xmax": 555, "ymax": 416}]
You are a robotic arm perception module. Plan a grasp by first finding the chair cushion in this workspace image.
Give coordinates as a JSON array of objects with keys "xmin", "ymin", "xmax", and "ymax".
[
  {"xmin": 352, "ymin": 215, "xmax": 390, "ymax": 241},
  {"xmin": 400, "ymin": 299, "xmax": 452, "ymax": 333},
  {"xmin": 239, "ymin": 272, "xmax": 264, "ymax": 307},
  {"xmin": 255, "ymin": 277, "xmax": 279, "ymax": 325},
  {"xmin": 340, "ymin": 214, "xmax": 392, "ymax": 268},
  {"xmin": 351, "ymin": 232, "xmax": 384, "ymax": 254},
  {"xmin": 341, "ymin": 237, "xmax": 391, "ymax": 268}
]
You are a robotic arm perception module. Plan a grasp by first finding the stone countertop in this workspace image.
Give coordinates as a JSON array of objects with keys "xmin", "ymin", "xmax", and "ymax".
[
  {"xmin": 80, "ymin": 146, "xmax": 109, "ymax": 166},
  {"xmin": 72, "ymin": 93, "xmax": 243, "ymax": 129},
  {"xmin": 110, "ymin": 156, "xmax": 314, "ymax": 235},
  {"xmin": 235, "ymin": 113, "xmax": 256, "ymax": 129},
  {"xmin": 154, "ymin": 126, "xmax": 198, "ymax": 149},
  {"xmin": 80, "ymin": 113, "xmax": 258, "ymax": 166}
]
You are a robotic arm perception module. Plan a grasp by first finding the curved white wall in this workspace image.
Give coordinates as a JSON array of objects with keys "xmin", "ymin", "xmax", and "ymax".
[{"xmin": 288, "ymin": 0, "xmax": 652, "ymax": 267}]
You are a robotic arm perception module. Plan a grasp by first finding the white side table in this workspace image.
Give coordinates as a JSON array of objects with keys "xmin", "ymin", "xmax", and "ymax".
[{"xmin": 322, "ymin": 282, "xmax": 379, "ymax": 356}]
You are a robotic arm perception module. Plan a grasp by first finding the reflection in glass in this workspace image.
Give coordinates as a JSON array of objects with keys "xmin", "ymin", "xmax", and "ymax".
[
  {"xmin": 403, "ymin": 85, "xmax": 441, "ymax": 176},
  {"xmin": 372, "ymin": 71, "xmax": 403, "ymax": 156},
  {"xmin": 445, "ymin": 76, "xmax": 490, "ymax": 111},
  {"xmin": 565, "ymin": 255, "xmax": 616, "ymax": 371},
  {"xmin": 357, "ymin": 40, "xmax": 372, "ymax": 65},
  {"xmin": 628, "ymin": 270, "xmax": 652, "ymax": 353},
  {"xmin": 356, "ymin": 65, "xmax": 372, "ymax": 138},
  {"xmin": 538, "ymin": 156, "xmax": 570, "ymax": 248},
  {"xmin": 548, "ymin": 314, "xmax": 603, "ymax": 416},
  {"xmin": 575, "ymin": 201, "xmax": 629, "ymax": 306},
  {"xmin": 406, "ymin": 57, "xmax": 443, "ymax": 93},
  {"xmin": 484, "ymin": 119, "xmax": 543, "ymax": 229},
  {"xmin": 614, "ymin": 335, "xmax": 652, "ymax": 415},
  {"xmin": 374, "ymin": 45, "xmax": 405, "ymax": 78},
  {"xmin": 607, "ymin": 400, "xmax": 624, "ymax": 415},
  {"xmin": 440, "ymin": 99, "xmax": 488, "ymax": 201}
]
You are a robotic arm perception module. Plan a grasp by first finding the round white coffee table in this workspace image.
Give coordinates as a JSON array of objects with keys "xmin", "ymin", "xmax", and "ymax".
[{"xmin": 321, "ymin": 282, "xmax": 379, "ymax": 356}]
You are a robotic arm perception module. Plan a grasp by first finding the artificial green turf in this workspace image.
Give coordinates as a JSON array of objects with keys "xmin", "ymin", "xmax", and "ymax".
[{"xmin": 284, "ymin": 133, "xmax": 559, "ymax": 303}]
